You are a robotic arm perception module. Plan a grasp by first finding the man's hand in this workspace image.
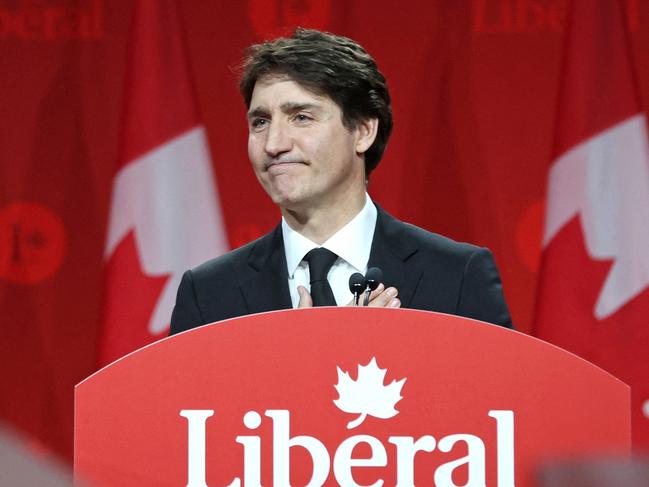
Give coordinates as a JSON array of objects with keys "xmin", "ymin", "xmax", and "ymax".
[
  {"xmin": 297, "ymin": 285, "xmax": 314, "ymax": 307},
  {"xmin": 296, "ymin": 284, "xmax": 401, "ymax": 308},
  {"xmin": 359, "ymin": 283, "xmax": 401, "ymax": 308}
]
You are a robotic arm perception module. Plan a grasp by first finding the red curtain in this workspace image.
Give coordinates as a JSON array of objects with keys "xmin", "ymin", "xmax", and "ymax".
[{"xmin": 1, "ymin": 0, "xmax": 648, "ymax": 460}]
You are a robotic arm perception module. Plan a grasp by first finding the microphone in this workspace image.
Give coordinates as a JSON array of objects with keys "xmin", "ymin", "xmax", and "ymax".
[
  {"xmin": 363, "ymin": 267, "xmax": 383, "ymax": 306},
  {"xmin": 348, "ymin": 272, "xmax": 366, "ymax": 306}
]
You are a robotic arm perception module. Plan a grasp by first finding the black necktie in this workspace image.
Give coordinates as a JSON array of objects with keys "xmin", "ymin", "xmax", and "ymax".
[{"xmin": 304, "ymin": 248, "xmax": 338, "ymax": 306}]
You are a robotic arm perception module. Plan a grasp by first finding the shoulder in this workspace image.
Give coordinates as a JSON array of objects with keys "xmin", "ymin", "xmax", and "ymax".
[
  {"xmin": 405, "ymin": 221, "xmax": 482, "ymax": 254},
  {"xmin": 376, "ymin": 206, "xmax": 486, "ymax": 264},
  {"xmin": 188, "ymin": 226, "xmax": 279, "ymax": 284},
  {"xmin": 375, "ymin": 207, "xmax": 511, "ymax": 327}
]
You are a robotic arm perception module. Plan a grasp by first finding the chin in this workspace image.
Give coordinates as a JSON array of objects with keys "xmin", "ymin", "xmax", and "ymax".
[
  {"xmin": 276, "ymin": 196, "xmax": 307, "ymax": 211},
  {"xmin": 265, "ymin": 183, "xmax": 306, "ymax": 206},
  {"xmin": 268, "ymin": 190, "xmax": 299, "ymax": 207},
  {"xmin": 274, "ymin": 193, "xmax": 316, "ymax": 214}
]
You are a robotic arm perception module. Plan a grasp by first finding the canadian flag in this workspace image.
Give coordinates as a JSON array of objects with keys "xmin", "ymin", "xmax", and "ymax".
[
  {"xmin": 98, "ymin": 0, "xmax": 227, "ymax": 365},
  {"xmin": 534, "ymin": 0, "xmax": 649, "ymax": 448}
]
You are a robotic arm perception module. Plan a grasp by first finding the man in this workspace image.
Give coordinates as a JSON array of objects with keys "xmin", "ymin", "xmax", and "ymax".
[{"xmin": 170, "ymin": 28, "xmax": 511, "ymax": 334}]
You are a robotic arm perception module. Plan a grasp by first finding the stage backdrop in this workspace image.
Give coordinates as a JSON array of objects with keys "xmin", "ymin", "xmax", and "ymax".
[{"xmin": 1, "ymin": 0, "xmax": 649, "ymax": 461}]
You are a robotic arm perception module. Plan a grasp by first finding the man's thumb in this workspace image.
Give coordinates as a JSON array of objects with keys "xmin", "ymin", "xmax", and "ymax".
[{"xmin": 297, "ymin": 285, "xmax": 313, "ymax": 308}]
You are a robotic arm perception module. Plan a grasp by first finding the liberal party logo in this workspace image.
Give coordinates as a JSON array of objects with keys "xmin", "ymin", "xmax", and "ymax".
[
  {"xmin": 180, "ymin": 357, "xmax": 515, "ymax": 486},
  {"xmin": 334, "ymin": 357, "xmax": 406, "ymax": 429}
]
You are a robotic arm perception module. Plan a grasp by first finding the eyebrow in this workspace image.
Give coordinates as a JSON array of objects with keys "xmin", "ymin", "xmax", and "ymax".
[{"xmin": 247, "ymin": 102, "xmax": 321, "ymax": 120}]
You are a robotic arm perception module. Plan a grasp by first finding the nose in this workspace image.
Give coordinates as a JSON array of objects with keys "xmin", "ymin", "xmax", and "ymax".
[{"xmin": 264, "ymin": 119, "xmax": 292, "ymax": 157}]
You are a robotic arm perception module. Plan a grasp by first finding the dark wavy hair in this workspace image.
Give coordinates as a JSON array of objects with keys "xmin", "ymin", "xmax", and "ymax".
[{"xmin": 239, "ymin": 28, "xmax": 393, "ymax": 176}]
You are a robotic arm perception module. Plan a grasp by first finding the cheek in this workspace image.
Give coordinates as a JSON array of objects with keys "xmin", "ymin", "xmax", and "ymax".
[
  {"xmin": 323, "ymin": 133, "xmax": 356, "ymax": 169},
  {"xmin": 248, "ymin": 135, "xmax": 264, "ymax": 168},
  {"xmin": 303, "ymin": 133, "xmax": 338, "ymax": 165},
  {"xmin": 247, "ymin": 135, "xmax": 257, "ymax": 159}
]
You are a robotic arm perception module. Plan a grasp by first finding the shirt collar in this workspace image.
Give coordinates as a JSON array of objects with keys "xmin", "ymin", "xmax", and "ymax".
[{"xmin": 282, "ymin": 194, "xmax": 377, "ymax": 278}]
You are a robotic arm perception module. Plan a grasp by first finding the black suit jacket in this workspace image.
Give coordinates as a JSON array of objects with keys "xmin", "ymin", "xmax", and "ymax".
[{"xmin": 170, "ymin": 207, "xmax": 512, "ymax": 334}]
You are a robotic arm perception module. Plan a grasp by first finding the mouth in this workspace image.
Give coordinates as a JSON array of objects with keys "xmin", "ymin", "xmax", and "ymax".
[{"xmin": 265, "ymin": 160, "xmax": 306, "ymax": 172}]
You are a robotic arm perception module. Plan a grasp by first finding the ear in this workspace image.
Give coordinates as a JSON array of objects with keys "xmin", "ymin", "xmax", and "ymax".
[{"xmin": 354, "ymin": 118, "xmax": 379, "ymax": 155}]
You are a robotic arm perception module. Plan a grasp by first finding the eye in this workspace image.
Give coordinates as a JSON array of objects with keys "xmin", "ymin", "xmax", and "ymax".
[
  {"xmin": 293, "ymin": 113, "xmax": 313, "ymax": 123},
  {"xmin": 250, "ymin": 117, "xmax": 268, "ymax": 131}
]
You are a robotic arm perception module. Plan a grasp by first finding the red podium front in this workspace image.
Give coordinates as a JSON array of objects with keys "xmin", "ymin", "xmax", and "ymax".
[{"xmin": 75, "ymin": 308, "xmax": 629, "ymax": 486}]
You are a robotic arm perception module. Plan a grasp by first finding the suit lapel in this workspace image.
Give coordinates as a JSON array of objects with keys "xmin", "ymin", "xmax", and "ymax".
[
  {"xmin": 368, "ymin": 207, "xmax": 423, "ymax": 308},
  {"xmin": 239, "ymin": 208, "xmax": 421, "ymax": 312},
  {"xmin": 240, "ymin": 225, "xmax": 293, "ymax": 314}
]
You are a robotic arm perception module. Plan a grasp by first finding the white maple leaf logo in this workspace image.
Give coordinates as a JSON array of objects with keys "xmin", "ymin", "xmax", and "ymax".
[{"xmin": 333, "ymin": 357, "xmax": 406, "ymax": 429}]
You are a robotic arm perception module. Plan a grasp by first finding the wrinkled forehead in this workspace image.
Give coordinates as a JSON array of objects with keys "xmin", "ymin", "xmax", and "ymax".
[
  {"xmin": 248, "ymin": 74, "xmax": 338, "ymax": 114},
  {"xmin": 250, "ymin": 73, "xmax": 332, "ymax": 106}
]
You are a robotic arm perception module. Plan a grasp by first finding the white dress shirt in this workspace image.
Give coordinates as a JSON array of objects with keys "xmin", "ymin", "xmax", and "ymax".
[{"xmin": 282, "ymin": 194, "xmax": 377, "ymax": 307}]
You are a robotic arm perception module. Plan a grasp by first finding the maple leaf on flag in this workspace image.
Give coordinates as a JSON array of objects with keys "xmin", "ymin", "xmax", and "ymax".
[{"xmin": 333, "ymin": 357, "xmax": 406, "ymax": 429}]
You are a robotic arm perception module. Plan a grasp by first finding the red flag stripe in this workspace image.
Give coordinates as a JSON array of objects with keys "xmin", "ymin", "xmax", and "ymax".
[
  {"xmin": 553, "ymin": 0, "xmax": 640, "ymax": 159},
  {"xmin": 119, "ymin": 0, "xmax": 200, "ymax": 168},
  {"xmin": 535, "ymin": 0, "xmax": 649, "ymax": 449},
  {"xmin": 99, "ymin": 0, "xmax": 227, "ymax": 366}
]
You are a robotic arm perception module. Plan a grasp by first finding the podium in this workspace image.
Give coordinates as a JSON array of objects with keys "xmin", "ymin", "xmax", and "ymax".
[{"xmin": 75, "ymin": 308, "xmax": 629, "ymax": 486}]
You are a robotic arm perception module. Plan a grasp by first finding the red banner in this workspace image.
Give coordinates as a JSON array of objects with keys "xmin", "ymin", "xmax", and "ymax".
[
  {"xmin": 2, "ymin": 0, "xmax": 649, "ymax": 460},
  {"xmin": 76, "ymin": 309, "xmax": 629, "ymax": 486}
]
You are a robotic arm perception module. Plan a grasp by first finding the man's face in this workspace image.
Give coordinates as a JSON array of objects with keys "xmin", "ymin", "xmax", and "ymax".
[{"xmin": 247, "ymin": 76, "xmax": 368, "ymax": 213}]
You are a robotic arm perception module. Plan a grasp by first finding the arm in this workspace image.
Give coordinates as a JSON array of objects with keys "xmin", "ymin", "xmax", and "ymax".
[
  {"xmin": 456, "ymin": 248, "xmax": 513, "ymax": 328},
  {"xmin": 169, "ymin": 270, "xmax": 205, "ymax": 335}
]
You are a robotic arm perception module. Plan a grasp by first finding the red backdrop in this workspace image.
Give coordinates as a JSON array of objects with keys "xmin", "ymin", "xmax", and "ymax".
[{"xmin": 1, "ymin": 0, "xmax": 648, "ymax": 461}]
